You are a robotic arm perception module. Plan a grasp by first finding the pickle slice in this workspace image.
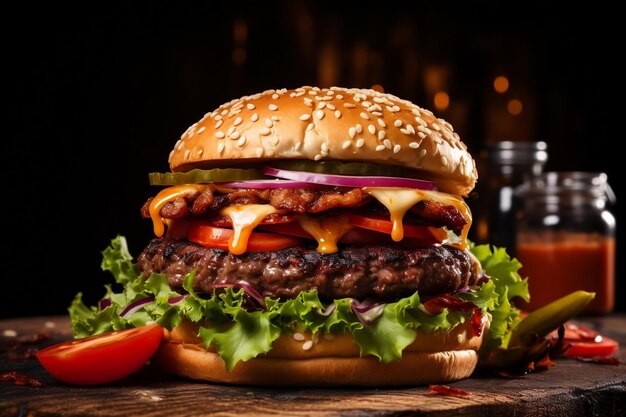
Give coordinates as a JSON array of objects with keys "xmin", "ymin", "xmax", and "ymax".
[
  {"xmin": 270, "ymin": 160, "xmax": 407, "ymax": 177},
  {"xmin": 149, "ymin": 168, "xmax": 266, "ymax": 186}
]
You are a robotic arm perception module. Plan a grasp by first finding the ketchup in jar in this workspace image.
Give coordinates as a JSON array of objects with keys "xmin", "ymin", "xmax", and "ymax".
[{"xmin": 515, "ymin": 172, "xmax": 616, "ymax": 314}]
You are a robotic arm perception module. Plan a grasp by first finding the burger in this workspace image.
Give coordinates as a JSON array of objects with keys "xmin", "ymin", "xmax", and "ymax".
[{"xmin": 70, "ymin": 86, "xmax": 528, "ymax": 386}]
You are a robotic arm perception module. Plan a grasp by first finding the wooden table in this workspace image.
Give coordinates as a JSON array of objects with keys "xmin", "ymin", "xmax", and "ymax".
[{"xmin": 1, "ymin": 315, "xmax": 625, "ymax": 416}]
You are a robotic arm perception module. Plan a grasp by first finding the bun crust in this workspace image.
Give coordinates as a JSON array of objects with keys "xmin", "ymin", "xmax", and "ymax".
[
  {"xmin": 168, "ymin": 87, "xmax": 477, "ymax": 196},
  {"xmin": 154, "ymin": 316, "xmax": 489, "ymax": 387}
]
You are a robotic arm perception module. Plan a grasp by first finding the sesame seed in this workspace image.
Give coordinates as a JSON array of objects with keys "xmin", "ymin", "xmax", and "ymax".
[
  {"xmin": 304, "ymin": 101, "xmax": 313, "ymax": 107},
  {"xmin": 256, "ymin": 147, "xmax": 264, "ymax": 157},
  {"xmin": 356, "ymin": 138, "xmax": 365, "ymax": 148},
  {"xmin": 327, "ymin": 103, "xmax": 336, "ymax": 110},
  {"xmin": 271, "ymin": 137, "xmax": 280, "ymax": 146},
  {"xmin": 344, "ymin": 103, "xmax": 356, "ymax": 108},
  {"xmin": 233, "ymin": 117, "xmax": 242, "ymax": 126},
  {"xmin": 367, "ymin": 124, "xmax": 375, "ymax": 134},
  {"xmin": 299, "ymin": 114, "xmax": 311, "ymax": 121},
  {"xmin": 415, "ymin": 117, "xmax": 427, "ymax": 127},
  {"xmin": 383, "ymin": 139, "xmax": 392, "ymax": 149},
  {"xmin": 221, "ymin": 109, "xmax": 228, "ymax": 116},
  {"xmin": 251, "ymin": 113, "xmax": 259, "ymax": 122},
  {"xmin": 230, "ymin": 130, "xmax": 240, "ymax": 140},
  {"xmin": 342, "ymin": 140, "xmax": 351, "ymax": 149},
  {"xmin": 3, "ymin": 329, "xmax": 17, "ymax": 337},
  {"xmin": 336, "ymin": 94, "xmax": 344, "ymax": 99},
  {"xmin": 418, "ymin": 132, "xmax": 426, "ymax": 139},
  {"xmin": 293, "ymin": 332, "xmax": 305, "ymax": 341},
  {"xmin": 309, "ymin": 90, "xmax": 317, "ymax": 95},
  {"xmin": 231, "ymin": 108, "xmax": 242, "ymax": 115},
  {"xmin": 217, "ymin": 143, "xmax": 225, "ymax": 154},
  {"xmin": 321, "ymin": 143, "xmax": 329, "ymax": 153},
  {"xmin": 271, "ymin": 115, "xmax": 279, "ymax": 121},
  {"xmin": 269, "ymin": 104, "xmax": 278, "ymax": 111},
  {"xmin": 316, "ymin": 110, "xmax": 325, "ymax": 120},
  {"xmin": 371, "ymin": 111, "xmax": 382, "ymax": 117},
  {"xmin": 237, "ymin": 136, "xmax": 247, "ymax": 147},
  {"xmin": 335, "ymin": 110, "xmax": 342, "ymax": 119},
  {"xmin": 386, "ymin": 106, "xmax": 395, "ymax": 112},
  {"xmin": 215, "ymin": 131, "xmax": 225, "ymax": 139},
  {"xmin": 419, "ymin": 149, "xmax": 427, "ymax": 158},
  {"xmin": 392, "ymin": 105, "xmax": 400, "ymax": 112},
  {"xmin": 393, "ymin": 144, "xmax": 401, "ymax": 154},
  {"xmin": 306, "ymin": 123, "xmax": 314, "ymax": 131},
  {"xmin": 317, "ymin": 102, "xmax": 327, "ymax": 110},
  {"xmin": 441, "ymin": 156, "xmax": 448, "ymax": 166},
  {"xmin": 326, "ymin": 90, "xmax": 335, "ymax": 96},
  {"xmin": 302, "ymin": 340, "xmax": 314, "ymax": 351},
  {"xmin": 314, "ymin": 154, "xmax": 322, "ymax": 161},
  {"xmin": 400, "ymin": 128, "xmax": 410, "ymax": 135},
  {"xmin": 349, "ymin": 127, "xmax": 356, "ymax": 138},
  {"xmin": 272, "ymin": 93, "xmax": 279, "ymax": 100},
  {"xmin": 260, "ymin": 128, "xmax": 271, "ymax": 135},
  {"xmin": 360, "ymin": 112, "xmax": 369, "ymax": 120},
  {"xmin": 304, "ymin": 97, "xmax": 313, "ymax": 104},
  {"xmin": 227, "ymin": 126, "xmax": 235, "ymax": 136},
  {"xmin": 247, "ymin": 103, "xmax": 255, "ymax": 110},
  {"xmin": 376, "ymin": 145, "xmax": 386, "ymax": 151},
  {"xmin": 197, "ymin": 148, "xmax": 203, "ymax": 156},
  {"xmin": 409, "ymin": 142, "xmax": 419, "ymax": 149},
  {"xmin": 377, "ymin": 119, "xmax": 386, "ymax": 128},
  {"xmin": 215, "ymin": 120, "xmax": 224, "ymax": 129},
  {"xmin": 394, "ymin": 119, "xmax": 403, "ymax": 127},
  {"xmin": 431, "ymin": 123, "xmax": 441, "ymax": 131},
  {"xmin": 197, "ymin": 126, "xmax": 206, "ymax": 135},
  {"xmin": 355, "ymin": 124, "xmax": 363, "ymax": 134},
  {"xmin": 265, "ymin": 118, "xmax": 273, "ymax": 128},
  {"xmin": 406, "ymin": 124, "xmax": 415, "ymax": 134},
  {"xmin": 378, "ymin": 131, "xmax": 386, "ymax": 140},
  {"xmin": 215, "ymin": 115, "xmax": 223, "ymax": 121}
]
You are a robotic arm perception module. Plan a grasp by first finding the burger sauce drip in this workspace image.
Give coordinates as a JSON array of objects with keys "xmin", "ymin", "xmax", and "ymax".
[
  {"xmin": 148, "ymin": 184, "xmax": 208, "ymax": 236},
  {"xmin": 364, "ymin": 188, "xmax": 472, "ymax": 249},
  {"xmin": 220, "ymin": 204, "xmax": 281, "ymax": 255},
  {"xmin": 297, "ymin": 215, "xmax": 352, "ymax": 254}
]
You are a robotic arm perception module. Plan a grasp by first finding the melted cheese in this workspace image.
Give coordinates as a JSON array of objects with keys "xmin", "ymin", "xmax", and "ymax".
[
  {"xmin": 364, "ymin": 187, "xmax": 472, "ymax": 250},
  {"xmin": 297, "ymin": 215, "xmax": 352, "ymax": 254},
  {"xmin": 220, "ymin": 204, "xmax": 280, "ymax": 255},
  {"xmin": 148, "ymin": 184, "xmax": 208, "ymax": 237}
]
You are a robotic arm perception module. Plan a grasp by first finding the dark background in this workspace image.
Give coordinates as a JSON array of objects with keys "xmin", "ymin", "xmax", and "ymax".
[{"xmin": 3, "ymin": 2, "xmax": 623, "ymax": 318}]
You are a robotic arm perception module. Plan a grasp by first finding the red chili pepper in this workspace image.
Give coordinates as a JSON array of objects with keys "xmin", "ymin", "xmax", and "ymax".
[{"xmin": 428, "ymin": 384, "xmax": 471, "ymax": 396}]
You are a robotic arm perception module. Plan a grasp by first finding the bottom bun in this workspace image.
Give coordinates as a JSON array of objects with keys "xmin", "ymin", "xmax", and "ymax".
[{"xmin": 154, "ymin": 315, "xmax": 490, "ymax": 387}]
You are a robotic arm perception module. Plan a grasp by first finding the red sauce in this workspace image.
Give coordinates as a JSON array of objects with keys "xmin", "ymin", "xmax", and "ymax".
[{"xmin": 516, "ymin": 233, "xmax": 615, "ymax": 314}]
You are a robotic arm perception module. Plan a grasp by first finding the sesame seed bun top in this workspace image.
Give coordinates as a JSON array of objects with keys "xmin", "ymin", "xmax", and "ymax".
[{"xmin": 169, "ymin": 86, "xmax": 477, "ymax": 196}]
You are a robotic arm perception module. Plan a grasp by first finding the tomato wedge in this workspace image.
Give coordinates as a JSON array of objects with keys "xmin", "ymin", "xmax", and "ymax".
[
  {"xmin": 187, "ymin": 222, "xmax": 303, "ymax": 252},
  {"xmin": 36, "ymin": 324, "xmax": 163, "ymax": 385},
  {"xmin": 347, "ymin": 214, "xmax": 447, "ymax": 242},
  {"xmin": 549, "ymin": 323, "xmax": 619, "ymax": 358}
]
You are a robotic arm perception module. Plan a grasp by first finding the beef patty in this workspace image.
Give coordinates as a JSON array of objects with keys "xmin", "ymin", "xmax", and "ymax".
[{"xmin": 137, "ymin": 238, "xmax": 478, "ymax": 301}]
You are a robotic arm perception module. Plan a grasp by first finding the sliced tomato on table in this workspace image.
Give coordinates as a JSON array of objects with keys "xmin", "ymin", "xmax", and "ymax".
[
  {"xmin": 187, "ymin": 221, "xmax": 303, "ymax": 251},
  {"xmin": 36, "ymin": 324, "xmax": 164, "ymax": 385},
  {"xmin": 548, "ymin": 322, "xmax": 619, "ymax": 358}
]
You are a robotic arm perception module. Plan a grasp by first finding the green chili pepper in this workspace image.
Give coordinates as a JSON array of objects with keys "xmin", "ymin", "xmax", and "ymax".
[{"xmin": 508, "ymin": 290, "xmax": 595, "ymax": 347}]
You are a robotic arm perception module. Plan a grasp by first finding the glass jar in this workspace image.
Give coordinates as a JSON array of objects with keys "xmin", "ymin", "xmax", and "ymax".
[
  {"xmin": 515, "ymin": 172, "xmax": 616, "ymax": 314},
  {"xmin": 472, "ymin": 141, "xmax": 548, "ymax": 255}
]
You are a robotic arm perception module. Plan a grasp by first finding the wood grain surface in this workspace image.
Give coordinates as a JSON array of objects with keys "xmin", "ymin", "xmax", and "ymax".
[{"xmin": 1, "ymin": 315, "xmax": 625, "ymax": 417}]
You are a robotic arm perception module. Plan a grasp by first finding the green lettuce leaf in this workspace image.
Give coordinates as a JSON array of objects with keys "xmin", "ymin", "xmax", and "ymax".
[{"xmin": 69, "ymin": 236, "xmax": 529, "ymax": 369}]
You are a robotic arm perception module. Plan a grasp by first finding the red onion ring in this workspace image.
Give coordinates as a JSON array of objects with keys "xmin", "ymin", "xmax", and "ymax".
[
  {"xmin": 263, "ymin": 166, "xmax": 437, "ymax": 190},
  {"xmin": 350, "ymin": 299, "xmax": 385, "ymax": 325},
  {"xmin": 218, "ymin": 179, "xmax": 319, "ymax": 189},
  {"xmin": 214, "ymin": 280, "xmax": 266, "ymax": 310}
]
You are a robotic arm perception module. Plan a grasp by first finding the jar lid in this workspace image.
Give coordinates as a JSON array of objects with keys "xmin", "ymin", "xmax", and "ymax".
[{"xmin": 484, "ymin": 141, "xmax": 548, "ymax": 165}]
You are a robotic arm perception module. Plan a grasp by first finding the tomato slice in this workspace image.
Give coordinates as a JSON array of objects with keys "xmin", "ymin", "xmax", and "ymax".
[
  {"xmin": 347, "ymin": 214, "xmax": 447, "ymax": 242},
  {"xmin": 549, "ymin": 323, "xmax": 619, "ymax": 358},
  {"xmin": 36, "ymin": 324, "xmax": 163, "ymax": 385},
  {"xmin": 187, "ymin": 222, "xmax": 303, "ymax": 252}
]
